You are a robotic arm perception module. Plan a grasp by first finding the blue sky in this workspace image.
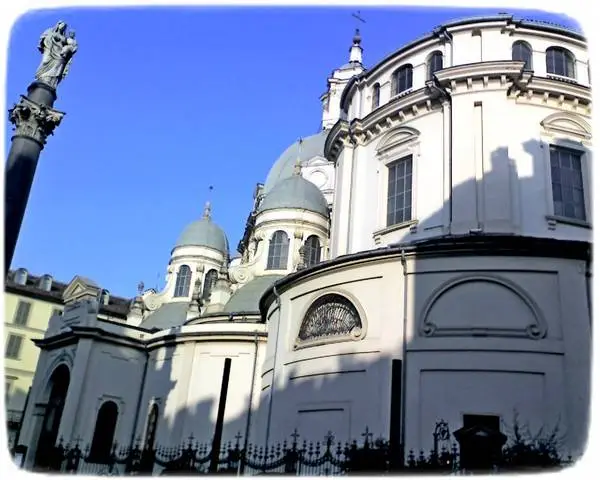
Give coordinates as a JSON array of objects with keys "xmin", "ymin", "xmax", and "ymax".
[{"xmin": 5, "ymin": 6, "xmax": 581, "ymax": 298}]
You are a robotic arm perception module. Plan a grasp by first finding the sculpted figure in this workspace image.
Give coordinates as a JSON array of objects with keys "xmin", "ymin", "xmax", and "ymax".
[{"xmin": 35, "ymin": 21, "xmax": 77, "ymax": 88}]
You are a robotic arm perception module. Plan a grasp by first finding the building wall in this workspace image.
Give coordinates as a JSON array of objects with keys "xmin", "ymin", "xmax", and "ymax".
[
  {"xmin": 256, "ymin": 250, "xmax": 590, "ymax": 457},
  {"xmin": 4, "ymin": 292, "xmax": 60, "ymax": 417},
  {"xmin": 133, "ymin": 324, "xmax": 267, "ymax": 448},
  {"xmin": 329, "ymin": 20, "xmax": 591, "ymax": 258}
]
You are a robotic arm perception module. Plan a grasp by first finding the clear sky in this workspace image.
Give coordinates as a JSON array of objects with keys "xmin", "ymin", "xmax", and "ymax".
[{"xmin": 5, "ymin": 6, "xmax": 581, "ymax": 298}]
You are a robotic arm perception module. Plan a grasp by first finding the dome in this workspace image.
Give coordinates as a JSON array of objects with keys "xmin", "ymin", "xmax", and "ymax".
[
  {"xmin": 257, "ymin": 174, "xmax": 329, "ymax": 216},
  {"xmin": 263, "ymin": 131, "xmax": 328, "ymax": 194},
  {"xmin": 174, "ymin": 204, "xmax": 229, "ymax": 254}
]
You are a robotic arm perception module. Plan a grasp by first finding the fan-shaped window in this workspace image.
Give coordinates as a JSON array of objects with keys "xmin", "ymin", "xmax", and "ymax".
[
  {"xmin": 89, "ymin": 401, "xmax": 119, "ymax": 463},
  {"xmin": 202, "ymin": 269, "xmax": 218, "ymax": 300},
  {"xmin": 174, "ymin": 265, "xmax": 192, "ymax": 297},
  {"xmin": 372, "ymin": 83, "xmax": 381, "ymax": 110},
  {"xmin": 392, "ymin": 64, "xmax": 413, "ymax": 96},
  {"xmin": 512, "ymin": 41, "xmax": 532, "ymax": 70},
  {"xmin": 427, "ymin": 51, "xmax": 443, "ymax": 79},
  {"xmin": 267, "ymin": 231, "xmax": 289, "ymax": 270},
  {"xmin": 297, "ymin": 294, "xmax": 363, "ymax": 345},
  {"xmin": 303, "ymin": 236, "xmax": 321, "ymax": 267},
  {"xmin": 546, "ymin": 47, "xmax": 575, "ymax": 78},
  {"xmin": 144, "ymin": 404, "xmax": 159, "ymax": 450}
]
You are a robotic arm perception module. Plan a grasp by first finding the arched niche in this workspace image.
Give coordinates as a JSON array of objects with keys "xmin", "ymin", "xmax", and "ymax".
[{"xmin": 419, "ymin": 274, "xmax": 547, "ymax": 339}]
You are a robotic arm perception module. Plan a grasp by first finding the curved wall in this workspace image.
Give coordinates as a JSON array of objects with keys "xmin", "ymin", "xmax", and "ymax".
[
  {"xmin": 255, "ymin": 240, "xmax": 590, "ymax": 457},
  {"xmin": 327, "ymin": 19, "xmax": 591, "ymax": 258}
]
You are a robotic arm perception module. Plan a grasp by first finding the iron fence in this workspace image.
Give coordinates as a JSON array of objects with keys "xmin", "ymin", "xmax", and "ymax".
[{"xmin": 27, "ymin": 422, "xmax": 572, "ymax": 476}]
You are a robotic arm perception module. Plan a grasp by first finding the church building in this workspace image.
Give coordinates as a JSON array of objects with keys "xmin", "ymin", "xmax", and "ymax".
[{"xmin": 16, "ymin": 14, "xmax": 592, "ymax": 472}]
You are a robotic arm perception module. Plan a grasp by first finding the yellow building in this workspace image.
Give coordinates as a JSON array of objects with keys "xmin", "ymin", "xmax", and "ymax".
[{"xmin": 4, "ymin": 269, "xmax": 67, "ymax": 449}]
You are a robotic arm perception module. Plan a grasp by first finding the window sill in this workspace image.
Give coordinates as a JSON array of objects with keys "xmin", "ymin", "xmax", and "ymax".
[
  {"xmin": 391, "ymin": 89, "xmax": 413, "ymax": 100},
  {"xmin": 373, "ymin": 220, "xmax": 418, "ymax": 244},
  {"xmin": 546, "ymin": 73, "xmax": 577, "ymax": 84},
  {"xmin": 546, "ymin": 214, "xmax": 591, "ymax": 229}
]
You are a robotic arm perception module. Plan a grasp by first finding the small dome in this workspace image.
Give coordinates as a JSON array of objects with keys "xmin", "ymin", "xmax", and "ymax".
[
  {"xmin": 263, "ymin": 131, "xmax": 328, "ymax": 194},
  {"xmin": 257, "ymin": 174, "xmax": 329, "ymax": 216},
  {"xmin": 222, "ymin": 275, "xmax": 284, "ymax": 313},
  {"xmin": 174, "ymin": 205, "xmax": 229, "ymax": 254},
  {"xmin": 140, "ymin": 302, "xmax": 189, "ymax": 330}
]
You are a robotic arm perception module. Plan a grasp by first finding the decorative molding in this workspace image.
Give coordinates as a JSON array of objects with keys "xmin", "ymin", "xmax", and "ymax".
[
  {"xmin": 62, "ymin": 276, "xmax": 101, "ymax": 305},
  {"xmin": 8, "ymin": 96, "xmax": 65, "ymax": 146},
  {"xmin": 376, "ymin": 126, "xmax": 421, "ymax": 155},
  {"xmin": 419, "ymin": 274, "xmax": 548, "ymax": 339},
  {"xmin": 540, "ymin": 111, "xmax": 592, "ymax": 140}
]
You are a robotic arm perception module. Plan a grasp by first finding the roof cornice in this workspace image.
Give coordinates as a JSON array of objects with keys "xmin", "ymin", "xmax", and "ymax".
[
  {"xmin": 325, "ymin": 87, "xmax": 441, "ymax": 162},
  {"xmin": 258, "ymin": 235, "xmax": 591, "ymax": 314},
  {"xmin": 434, "ymin": 60, "xmax": 525, "ymax": 86},
  {"xmin": 145, "ymin": 329, "xmax": 268, "ymax": 350},
  {"xmin": 338, "ymin": 15, "xmax": 585, "ymax": 112}
]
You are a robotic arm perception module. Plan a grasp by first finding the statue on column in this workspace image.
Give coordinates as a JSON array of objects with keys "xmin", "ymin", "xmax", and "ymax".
[{"xmin": 35, "ymin": 21, "xmax": 78, "ymax": 88}]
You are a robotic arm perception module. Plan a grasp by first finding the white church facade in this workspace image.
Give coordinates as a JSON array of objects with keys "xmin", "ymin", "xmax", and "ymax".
[{"xmin": 15, "ymin": 14, "xmax": 591, "ymax": 472}]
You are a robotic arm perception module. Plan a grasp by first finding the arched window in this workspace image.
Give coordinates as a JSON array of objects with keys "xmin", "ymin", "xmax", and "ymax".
[
  {"xmin": 372, "ymin": 83, "xmax": 380, "ymax": 110},
  {"xmin": 304, "ymin": 236, "xmax": 321, "ymax": 267},
  {"xmin": 202, "ymin": 269, "xmax": 218, "ymax": 300},
  {"xmin": 89, "ymin": 401, "xmax": 119, "ymax": 463},
  {"xmin": 392, "ymin": 64, "xmax": 413, "ymax": 96},
  {"xmin": 512, "ymin": 41, "xmax": 532, "ymax": 70},
  {"xmin": 174, "ymin": 265, "xmax": 192, "ymax": 297},
  {"xmin": 266, "ymin": 231, "xmax": 289, "ymax": 270},
  {"xmin": 427, "ymin": 51, "xmax": 443, "ymax": 79},
  {"xmin": 546, "ymin": 47, "xmax": 575, "ymax": 78},
  {"xmin": 297, "ymin": 294, "xmax": 363, "ymax": 345},
  {"xmin": 144, "ymin": 404, "xmax": 159, "ymax": 450}
]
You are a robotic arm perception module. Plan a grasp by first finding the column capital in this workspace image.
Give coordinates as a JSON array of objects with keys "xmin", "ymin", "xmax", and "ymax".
[{"xmin": 8, "ymin": 95, "xmax": 65, "ymax": 146}]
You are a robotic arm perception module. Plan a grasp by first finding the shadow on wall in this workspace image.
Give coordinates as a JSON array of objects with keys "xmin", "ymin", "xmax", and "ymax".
[
  {"xmin": 23, "ymin": 136, "xmax": 591, "ymax": 473},
  {"xmin": 235, "ymin": 136, "xmax": 591, "ymax": 461}
]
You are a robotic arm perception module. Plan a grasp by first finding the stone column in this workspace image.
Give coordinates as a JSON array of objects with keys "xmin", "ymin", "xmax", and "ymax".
[{"xmin": 5, "ymin": 21, "xmax": 77, "ymax": 274}]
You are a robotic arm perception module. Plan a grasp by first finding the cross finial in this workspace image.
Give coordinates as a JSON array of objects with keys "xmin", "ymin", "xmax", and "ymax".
[
  {"xmin": 290, "ymin": 428, "xmax": 300, "ymax": 443},
  {"xmin": 352, "ymin": 11, "xmax": 366, "ymax": 27},
  {"xmin": 361, "ymin": 426, "xmax": 373, "ymax": 444},
  {"xmin": 324, "ymin": 431, "xmax": 334, "ymax": 445},
  {"xmin": 137, "ymin": 281, "xmax": 144, "ymax": 295}
]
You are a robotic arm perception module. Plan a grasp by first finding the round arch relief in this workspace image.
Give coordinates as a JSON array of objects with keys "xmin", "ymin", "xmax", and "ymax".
[
  {"xmin": 418, "ymin": 274, "xmax": 547, "ymax": 339},
  {"xmin": 294, "ymin": 293, "xmax": 364, "ymax": 349}
]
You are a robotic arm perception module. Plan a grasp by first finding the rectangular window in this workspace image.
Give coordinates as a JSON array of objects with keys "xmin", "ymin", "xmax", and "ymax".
[
  {"xmin": 550, "ymin": 146, "xmax": 586, "ymax": 221},
  {"xmin": 5, "ymin": 378, "xmax": 13, "ymax": 399},
  {"xmin": 13, "ymin": 301, "xmax": 31, "ymax": 326},
  {"xmin": 386, "ymin": 155, "xmax": 413, "ymax": 226},
  {"xmin": 463, "ymin": 414, "xmax": 500, "ymax": 431},
  {"xmin": 5, "ymin": 335, "xmax": 24, "ymax": 359}
]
